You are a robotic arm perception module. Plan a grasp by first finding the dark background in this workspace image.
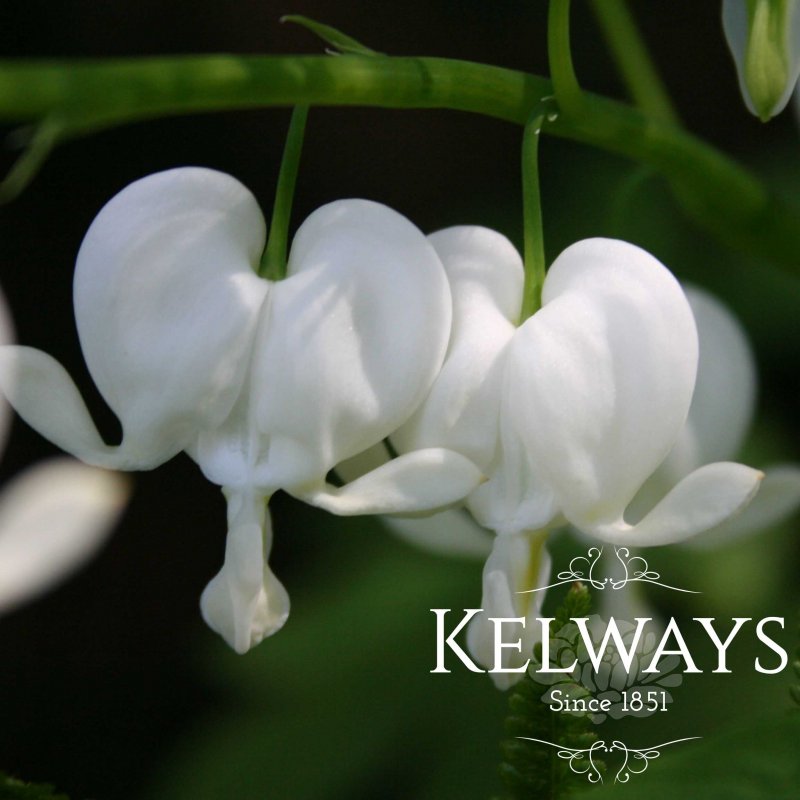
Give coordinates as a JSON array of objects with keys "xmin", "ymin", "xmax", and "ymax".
[{"xmin": 0, "ymin": 2, "xmax": 798, "ymax": 798}]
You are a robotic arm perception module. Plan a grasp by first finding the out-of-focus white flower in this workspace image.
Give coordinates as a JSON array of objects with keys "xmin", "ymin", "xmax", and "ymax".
[
  {"xmin": 0, "ymin": 292, "xmax": 127, "ymax": 615},
  {"xmin": 632, "ymin": 286, "xmax": 800, "ymax": 545},
  {"xmin": 0, "ymin": 168, "xmax": 482, "ymax": 652},
  {"xmin": 723, "ymin": 0, "xmax": 800, "ymax": 120}
]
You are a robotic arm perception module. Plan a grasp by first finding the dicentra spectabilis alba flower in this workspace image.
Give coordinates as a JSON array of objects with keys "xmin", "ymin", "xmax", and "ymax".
[
  {"xmin": 389, "ymin": 228, "xmax": 763, "ymax": 687},
  {"xmin": 0, "ymin": 289, "xmax": 127, "ymax": 614},
  {"xmin": 0, "ymin": 167, "xmax": 483, "ymax": 653},
  {"xmin": 395, "ymin": 228, "xmax": 763, "ymax": 546},
  {"xmin": 723, "ymin": 0, "xmax": 800, "ymax": 120}
]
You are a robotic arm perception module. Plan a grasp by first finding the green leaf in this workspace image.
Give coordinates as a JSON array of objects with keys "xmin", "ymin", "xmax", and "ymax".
[
  {"xmin": 499, "ymin": 583, "xmax": 604, "ymax": 799},
  {"xmin": 280, "ymin": 15, "xmax": 382, "ymax": 56},
  {"xmin": 579, "ymin": 713, "xmax": 800, "ymax": 799},
  {"xmin": 0, "ymin": 771, "xmax": 70, "ymax": 800}
]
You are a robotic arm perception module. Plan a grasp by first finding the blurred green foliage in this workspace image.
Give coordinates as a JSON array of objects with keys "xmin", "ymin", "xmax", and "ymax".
[
  {"xmin": 579, "ymin": 714, "xmax": 800, "ymax": 799},
  {"xmin": 149, "ymin": 507, "xmax": 505, "ymax": 799},
  {"xmin": 0, "ymin": 772, "xmax": 70, "ymax": 800}
]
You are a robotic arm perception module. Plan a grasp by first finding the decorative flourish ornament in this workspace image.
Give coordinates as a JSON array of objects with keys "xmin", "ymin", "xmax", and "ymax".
[
  {"xmin": 0, "ymin": 168, "xmax": 482, "ymax": 652},
  {"xmin": 518, "ymin": 737, "xmax": 701, "ymax": 784}
]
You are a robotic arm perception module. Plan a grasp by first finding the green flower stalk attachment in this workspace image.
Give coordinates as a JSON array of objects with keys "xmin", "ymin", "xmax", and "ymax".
[
  {"xmin": 519, "ymin": 98, "xmax": 557, "ymax": 321},
  {"xmin": 259, "ymin": 105, "xmax": 309, "ymax": 281}
]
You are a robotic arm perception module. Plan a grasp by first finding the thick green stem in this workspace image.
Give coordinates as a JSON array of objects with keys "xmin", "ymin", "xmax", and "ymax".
[
  {"xmin": 520, "ymin": 101, "xmax": 556, "ymax": 321},
  {"xmin": 0, "ymin": 55, "xmax": 797, "ymax": 271},
  {"xmin": 589, "ymin": 0, "xmax": 680, "ymax": 125},
  {"xmin": 547, "ymin": 0, "xmax": 583, "ymax": 116},
  {"xmin": 259, "ymin": 105, "xmax": 308, "ymax": 280}
]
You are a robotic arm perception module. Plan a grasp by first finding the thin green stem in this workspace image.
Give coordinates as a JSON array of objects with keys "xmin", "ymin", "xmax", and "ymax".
[
  {"xmin": 0, "ymin": 115, "xmax": 63, "ymax": 202},
  {"xmin": 589, "ymin": 0, "xmax": 679, "ymax": 125},
  {"xmin": 520, "ymin": 99, "xmax": 557, "ymax": 321},
  {"xmin": 259, "ymin": 105, "xmax": 308, "ymax": 280},
  {"xmin": 547, "ymin": 0, "xmax": 583, "ymax": 116},
  {"xmin": 0, "ymin": 55, "xmax": 797, "ymax": 271}
]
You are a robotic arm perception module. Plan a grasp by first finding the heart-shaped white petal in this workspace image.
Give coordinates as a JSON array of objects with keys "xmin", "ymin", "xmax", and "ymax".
[
  {"xmin": 74, "ymin": 167, "xmax": 269, "ymax": 464},
  {"xmin": 0, "ymin": 459, "xmax": 129, "ymax": 613},
  {"xmin": 0, "ymin": 169, "xmax": 270, "ymax": 470},
  {"xmin": 393, "ymin": 226, "xmax": 522, "ymax": 471},
  {"xmin": 491, "ymin": 238, "xmax": 697, "ymax": 538},
  {"xmin": 250, "ymin": 200, "xmax": 453, "ymax": 491}
]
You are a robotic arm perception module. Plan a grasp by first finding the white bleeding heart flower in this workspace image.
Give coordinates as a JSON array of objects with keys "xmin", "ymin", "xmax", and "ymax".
[
  {"xmin": 0, "ymin": 167, "xmax": 483, "ymax": 653},
  {"xmin": 0, "ymin": 289, "xmax": 127, "ymax": 615},
  {"xmin": 723, "ymin": 0, "xmax": 800, "ymax": 120},
  {"xmin": 388, "ymin": 229, "xmax": 763, "ymax": 688},
  {"xmin": 396, "ymin": 229, "xmax": 763, "ymax": 547}
]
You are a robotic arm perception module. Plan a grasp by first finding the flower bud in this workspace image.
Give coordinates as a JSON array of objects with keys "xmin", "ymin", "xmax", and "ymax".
[{"xmin": 723, "ymin": 0, "xmax": 800, "ymax": 121}]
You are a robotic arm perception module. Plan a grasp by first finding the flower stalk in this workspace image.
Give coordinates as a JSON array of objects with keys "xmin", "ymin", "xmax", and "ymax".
[
  {"xmin": 547, "ymin": 0, "xmax": 583, "ymax": 117},
  {"xmin": 519, "ymin": 99, "xmax": 556, "ymax": 321},
  {"xmin": 588, "ymin": 0, "xmax": 680, "ymax": 126},
  {"xmin": 259, "ymin": 105, "xmax": 309, "ymax": 281},
  {"xmin": 0, "ymin": 55, "xmax": 796, "ymax": 271}
]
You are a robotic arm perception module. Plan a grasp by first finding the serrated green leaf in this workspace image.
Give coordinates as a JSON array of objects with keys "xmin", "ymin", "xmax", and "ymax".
[{"xmin": 499, "ymin": 583, "xmax": 603, "ymax": 799}]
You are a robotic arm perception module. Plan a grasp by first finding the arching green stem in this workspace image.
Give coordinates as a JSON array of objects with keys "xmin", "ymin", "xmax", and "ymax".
[
  {"xmin": 0, "ymin": 55, "xmax": 798, "ymax": 271},
  {"xmin": 547, "ymin": 0, "xmax": 583, "ymax": 117},
  {"xmin": 259, "ymin": 105, "xmax": 309, "ymax": 280},
  {"xmin": 520, "ymin": 99, "xmax": 557, "ymax": 321},
  {"xmin": 589, "ymin": 0, "xmax": 679, "ymax": 126}
]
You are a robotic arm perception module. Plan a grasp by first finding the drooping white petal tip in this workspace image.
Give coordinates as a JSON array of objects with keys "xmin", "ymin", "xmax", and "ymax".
[
  {"xmin": 200, "ymin": 516, "xmax": 290, "ymax": 654},
  {"xmin": 588, "ymin": 462, "xmax": 764, "ymax": 547},
  {"xmin": 302, "ymin": 448, "xmax": 484, "ymax": 516},
  {"xmin": 0, "ymin": 458, "xmax": 129, "ymax": 614}
]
